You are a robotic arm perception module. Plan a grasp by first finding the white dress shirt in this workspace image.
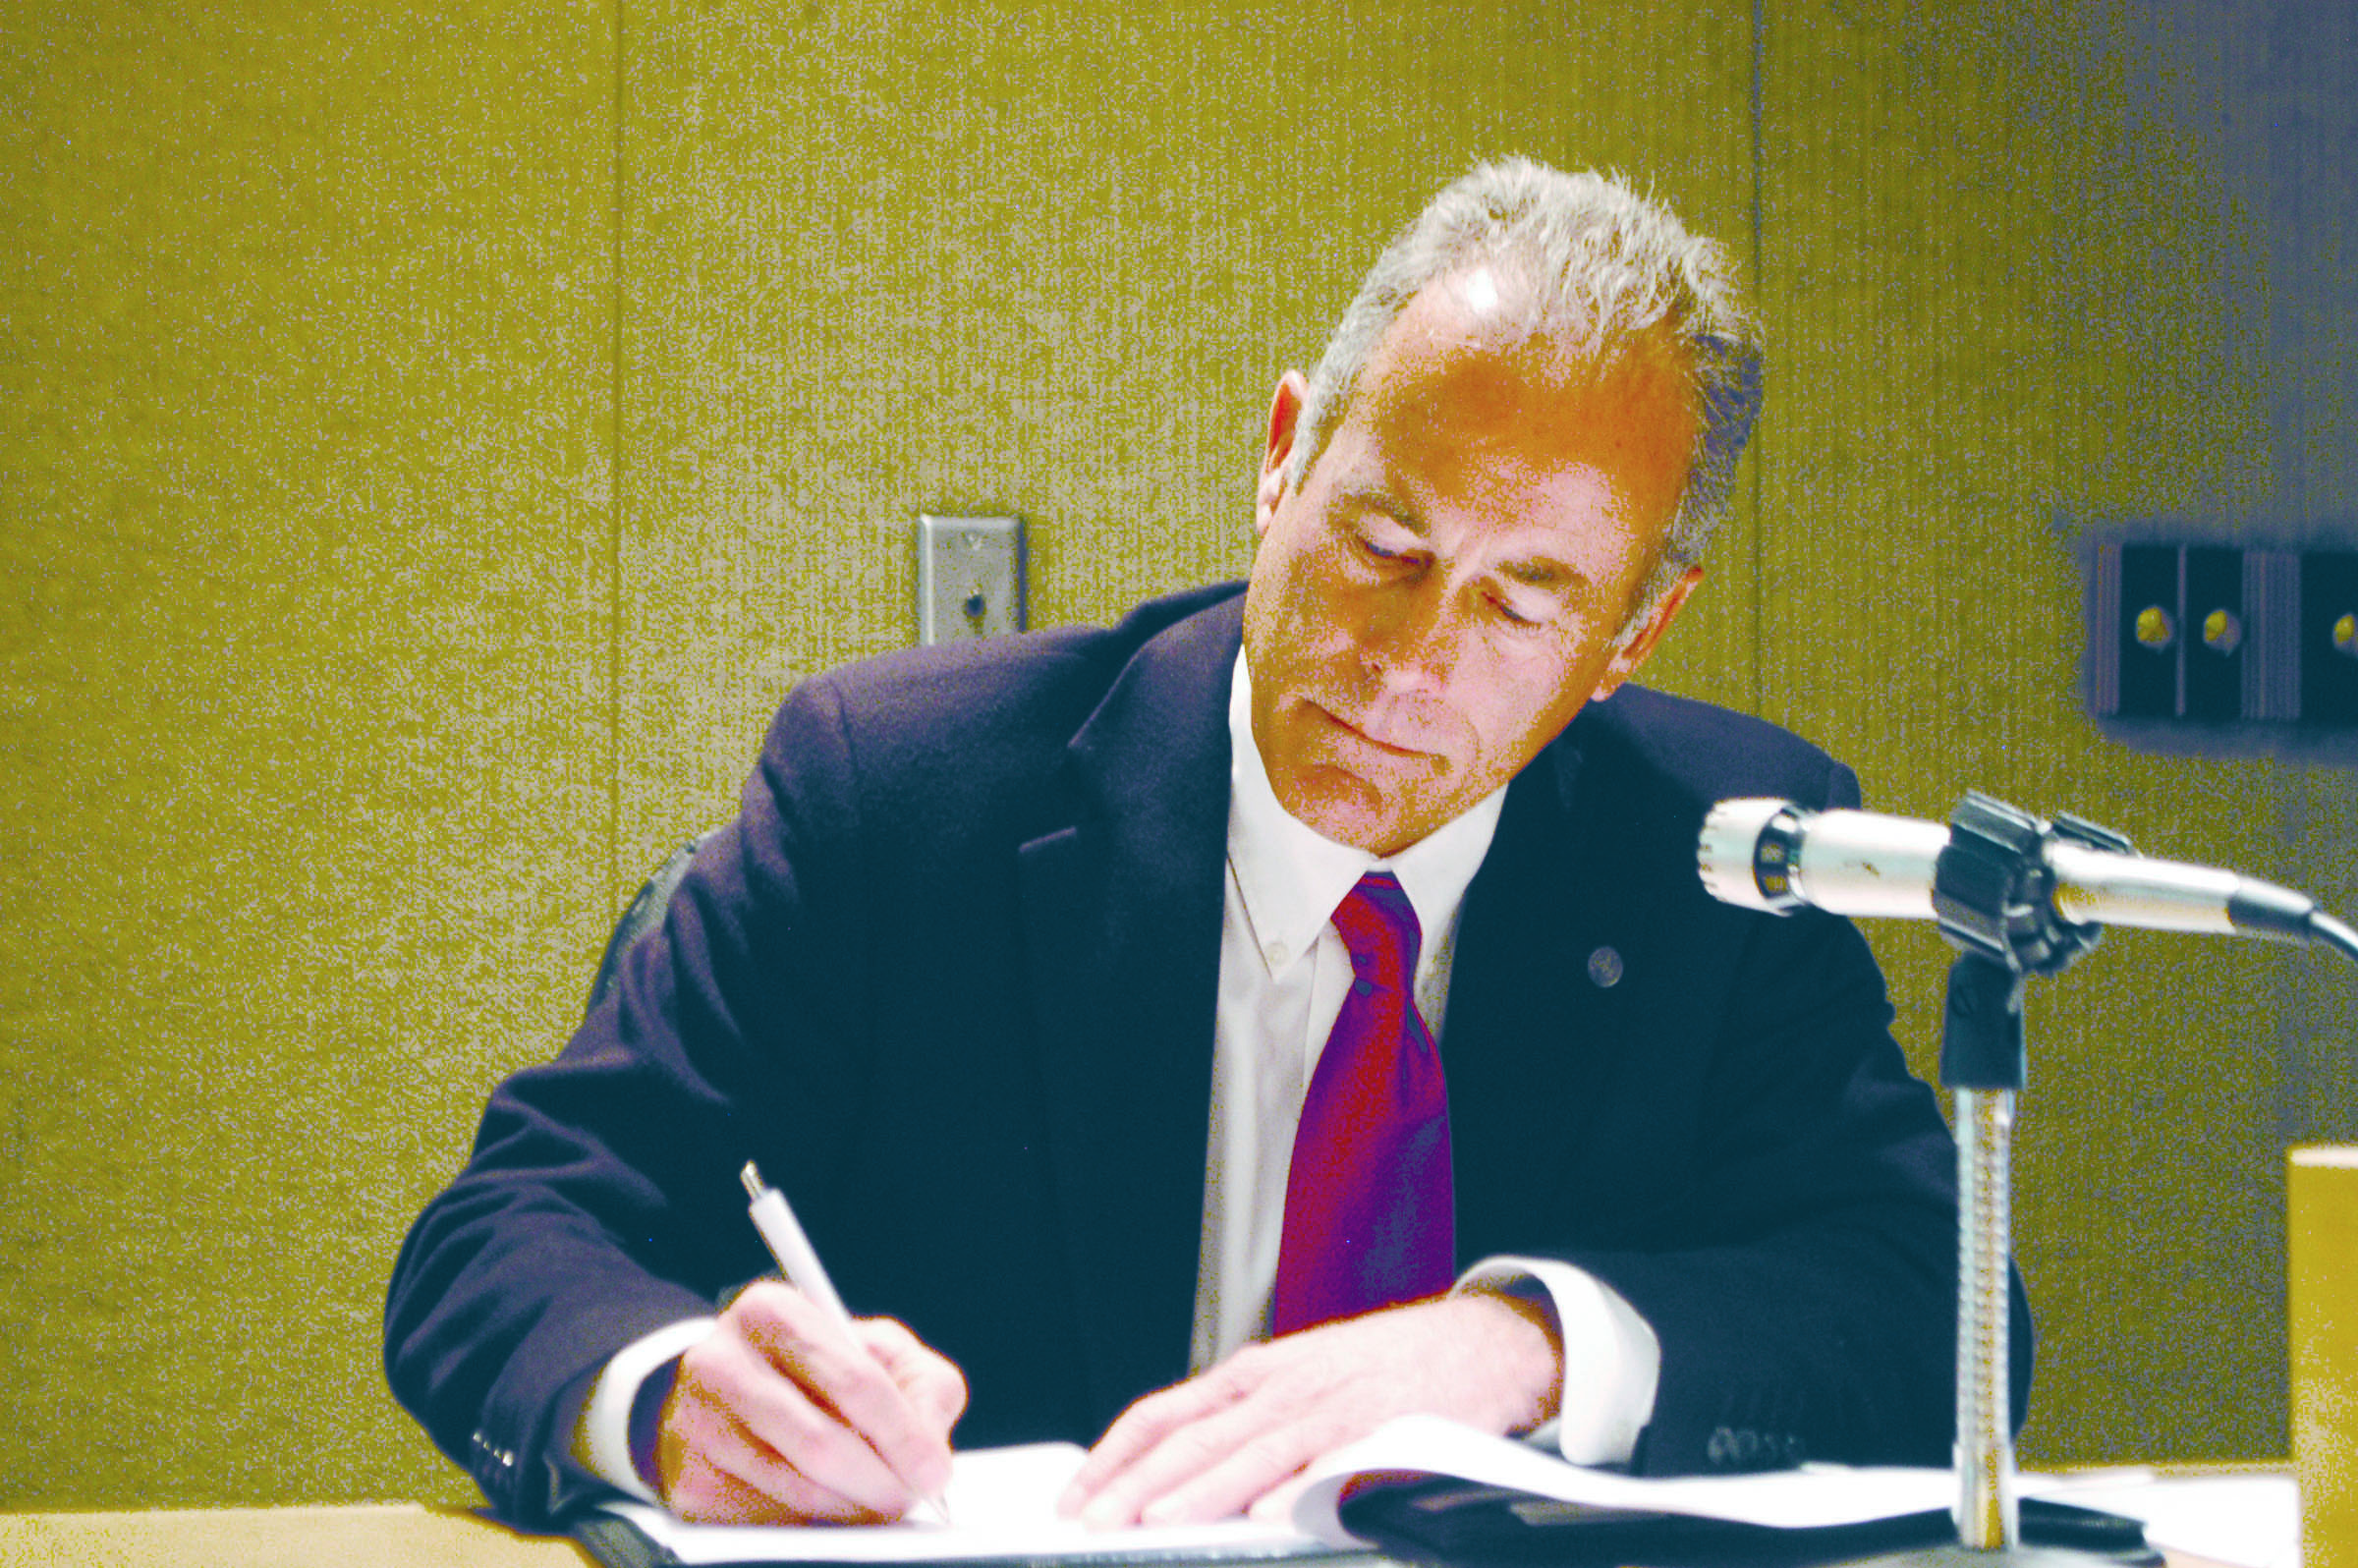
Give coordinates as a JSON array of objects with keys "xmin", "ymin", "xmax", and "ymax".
[
  {"xmin": 1198, "ymin": 652, "xmax": 1658, "ymax": 1464},
  {"xmin": 578, "ymin": 650, "xmax": 1660, "ymax": 1498}
]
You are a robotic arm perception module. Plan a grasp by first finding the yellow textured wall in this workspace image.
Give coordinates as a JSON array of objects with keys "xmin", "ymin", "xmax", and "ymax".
[
  {"xmin": 1752, "ymin": 0, "xmax": 2358, "ymax": 1465},
  {"xmin": 611, "ymin": 1, "xmax": 1755, "ymax": 870},
  {"xmin": 1759, "ymin": 0, "xmax": 2285, "ymax": 1465},
  {"xmin": 0, "ymin": 0, "xmax": 2349, "ymax": 1512},
  {"xmin": 1, "ymin": 0, "xmax": 620, "ymax": 1508}
]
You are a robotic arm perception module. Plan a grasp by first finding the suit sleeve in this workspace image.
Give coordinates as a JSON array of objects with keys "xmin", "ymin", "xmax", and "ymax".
[
  {"xmin": 382, "ymin": 675, "xmax": 875, "ymax": 1525},
  {"xmin": 1556, "ymin": 760, "xmax": 2034, "ymax": 1474}
]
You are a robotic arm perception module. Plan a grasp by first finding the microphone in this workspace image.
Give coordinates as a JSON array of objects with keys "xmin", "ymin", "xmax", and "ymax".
[{"xmin": 1697, "ymin": 797, "xmax": 2322, "ymax": 943}]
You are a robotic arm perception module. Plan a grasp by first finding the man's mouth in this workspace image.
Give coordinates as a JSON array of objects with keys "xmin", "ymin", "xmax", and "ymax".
[{"xmin": 1310, "ymin": 700, "xmax": 1431, "ymax": 759}]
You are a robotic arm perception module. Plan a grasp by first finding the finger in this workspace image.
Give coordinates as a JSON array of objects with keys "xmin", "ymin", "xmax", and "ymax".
[
  {"xmin": 739, "ymin": 1290, "xmax": 956, "ymax": 1500},
  {"xmin": 667, "ymin": 1414, "xmax": 894, "ymax": 1525},
  {"xmin": 1134, "ymin": 1417, "xmax": 1337, "ymax": 1526},
  {"xmin": 1058, "ymin": 1374, "xmax": 1227, "ymax": 1517},
  {"xmin": 714, "ymin": 1432, "xmax": 899, "ymax": 1524},
  {"xmin": 1065, "ymin": 1372, "xmax": 1258, "ymax": 1527},
  {"xmin": 710, "ymin": 1366, "xmax": 919, "ymax": 1517},
  {"xmin": 664, "ymin": 1445, "xmax": 800, "ymax": 1525},
  {"xmin": 660, "ymin": 1389, "xmax": 779, "ymax": 1523},
  {"xmin": 679, "ymin": 1317, "xmax": 920, "ymax": 1517},
  {"xmin": 857, "ymin": 1317, "xmax": 970, "ymax": 1431},
  {"xmin": 661, "ymin": 1374, "xmax": 897, "ymax": 1524},
  {"xmin": 1081, "ymin": 1391, "xmax": 1319, "ymax": 1529}
]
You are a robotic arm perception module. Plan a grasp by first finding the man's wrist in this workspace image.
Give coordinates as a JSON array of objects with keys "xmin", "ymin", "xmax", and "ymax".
[
  {"xmin": 1449, "ymin": 1286, "xmax": 1565, "ymax": 1434},
  {"xmin": 1453, "ymin": 1257, "xmax": 1659, "ymax": 1465},
  {"xmin": 572, "ymin": 1317, "xmax": 719, "ymax": 1503}
]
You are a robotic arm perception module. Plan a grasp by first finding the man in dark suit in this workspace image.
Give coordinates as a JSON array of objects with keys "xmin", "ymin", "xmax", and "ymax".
[{"xmin": 386, "ymin": 158, "xmax": 2024, "ymax": 1530}]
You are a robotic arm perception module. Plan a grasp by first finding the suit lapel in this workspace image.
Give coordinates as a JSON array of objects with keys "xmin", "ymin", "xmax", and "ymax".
[
  {"xmin": 1441, "ymin": 718, "xmax": 1653, "ymax": 1260},
  {"xmin": 1016, "ymin": 593, "xmax": 1241, "ymax": 1428}
]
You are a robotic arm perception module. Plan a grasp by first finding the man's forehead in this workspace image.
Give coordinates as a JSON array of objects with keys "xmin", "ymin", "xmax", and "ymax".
[
  {"xmin": 1355, "ymin": 314, "xmax": 1697, "ymax": 472},
  {"xmin": 1367, "ymin": 273, "xmax": 1694, "ymax": 421}
]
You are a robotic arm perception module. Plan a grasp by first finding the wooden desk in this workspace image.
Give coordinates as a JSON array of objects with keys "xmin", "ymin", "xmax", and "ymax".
[
  {"xmin": 0, "ymin": 1503, "xmax": 592, "ymax": 1568},
  {"xmin": 0, "ymin": 1500, "xmax": 2269, "ymax": 1568}
]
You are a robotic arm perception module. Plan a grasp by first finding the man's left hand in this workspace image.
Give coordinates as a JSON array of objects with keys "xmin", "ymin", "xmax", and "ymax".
[{"xmin": 1056, "ymin": 1291, "xmax": 1564, "ymax": 1529}]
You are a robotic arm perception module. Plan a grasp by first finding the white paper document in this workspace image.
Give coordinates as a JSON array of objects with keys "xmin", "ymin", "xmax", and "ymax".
[
  {"xmin": 1294, "ymin": 1414, "xmax": 1973, "ymax": 1534},
  {"xmin": 2032, "ymin": 1470, "xmax": 2299, "ymax": 1568},
  {"xmin": 599, "ymin": 1442, "xmax": 1336, "ymax": 1565},
  {"xmin": 590, "ymin": 1414, "xmax": 2293, "ymax": 1565}
]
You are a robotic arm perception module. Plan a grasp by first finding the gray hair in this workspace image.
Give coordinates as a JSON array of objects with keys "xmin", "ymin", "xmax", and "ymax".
[{"xmin": 1288, "ymin": 157, "xmax": 1764, "ymax": 625}]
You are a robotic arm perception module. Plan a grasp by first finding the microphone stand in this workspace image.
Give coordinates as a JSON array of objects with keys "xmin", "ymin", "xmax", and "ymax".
[{"xmin": 1852, "ymin": 793, "xmax": 2143, "ymax": 1567}]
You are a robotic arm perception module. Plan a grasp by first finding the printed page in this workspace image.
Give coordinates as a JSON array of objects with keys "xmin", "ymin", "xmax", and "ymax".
[
  {"xmin": 602, "ymin": 1442, "xmax": 1334, "ymax": 1565},
  {"xmin": 2032, "ymin": 1471, "xmax": 2297, "ymax": 1568},
  {"xmin": 1293, "ymin": 1413, "xmax": 1988, "ymax": 1534},
  {"xmin": 599, "ymin": 1416, "xmax": 2292, "ymax": 1564}
]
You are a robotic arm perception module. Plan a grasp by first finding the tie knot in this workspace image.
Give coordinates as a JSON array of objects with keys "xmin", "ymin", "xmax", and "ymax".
[{"xmin": 1331, "ymin": 871, "xmax": 1422, "ymax": 984}]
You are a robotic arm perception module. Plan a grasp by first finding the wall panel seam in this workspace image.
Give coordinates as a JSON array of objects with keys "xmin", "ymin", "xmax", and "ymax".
[
  {"xmin": 1748, "ymin": 0, "xmax": 1768, "ymax": 716},
  {"xmin": 607, "ymin": 0, "xmax": 627, "ymax": 910}
]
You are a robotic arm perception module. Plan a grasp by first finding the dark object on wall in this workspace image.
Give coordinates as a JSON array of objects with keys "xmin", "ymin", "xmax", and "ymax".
[
  {"xmin": 2182, "ymin": 545, "xmax": 2246, "ymax": 722},
  {"xmin": 2105, "ymin": 543, "xmax": 2180, "ymax": 720},
  {"xmin": 2083, "ymin": 530, "xmax": 2358, "ymax": 759},
  {"xmin": 2301, "ymin": 550, "xmax": 2358, "ymax": 727}
]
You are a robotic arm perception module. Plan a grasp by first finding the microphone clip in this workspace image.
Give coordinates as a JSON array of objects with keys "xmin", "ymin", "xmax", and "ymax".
[{"xmin": 1932, "ymin": 792, "xmax": 2128, "ymax": 980}]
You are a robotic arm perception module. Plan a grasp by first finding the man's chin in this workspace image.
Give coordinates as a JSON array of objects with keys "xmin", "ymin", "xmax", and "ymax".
[{"xmin": 1271, "ymin": 770, "xmax": 1432, "ymax": 857}]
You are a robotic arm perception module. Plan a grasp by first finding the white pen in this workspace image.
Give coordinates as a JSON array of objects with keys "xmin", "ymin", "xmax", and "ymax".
[{"xmin": 740, "ymin": 1162, "xmax": 952, "ymax": 1525}]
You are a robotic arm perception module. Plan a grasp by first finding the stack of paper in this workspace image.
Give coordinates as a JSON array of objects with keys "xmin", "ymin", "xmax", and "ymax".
[{"xmin": 582, "ymin": 1414, "xmax": 2295, "ymax": 1567}]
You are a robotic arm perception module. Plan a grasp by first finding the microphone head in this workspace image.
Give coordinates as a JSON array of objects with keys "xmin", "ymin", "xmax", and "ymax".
[{"xmin": 1698, "ymin": 797, "xmax": 1806, "ymax": 914}]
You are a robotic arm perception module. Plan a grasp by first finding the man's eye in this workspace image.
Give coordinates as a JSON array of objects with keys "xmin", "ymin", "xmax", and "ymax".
[
  {"xmin": 1358, "ymin": 532, "xmax": 1408, "ymax": 563},
  {"xmin": 1491, "ymin": 596, "xmax": 1544, "ymax": 630}
]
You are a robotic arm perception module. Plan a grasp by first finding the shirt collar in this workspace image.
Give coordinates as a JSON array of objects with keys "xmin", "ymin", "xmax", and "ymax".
[{"xmin": 1226, "ymin": 649, "xmax": 1506, "ymax": 977}]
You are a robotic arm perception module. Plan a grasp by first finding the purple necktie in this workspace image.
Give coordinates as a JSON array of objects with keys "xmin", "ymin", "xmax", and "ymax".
[{"xmin": 1269, "ymin": 871, "xmax": 1455, "ymax": 1336}]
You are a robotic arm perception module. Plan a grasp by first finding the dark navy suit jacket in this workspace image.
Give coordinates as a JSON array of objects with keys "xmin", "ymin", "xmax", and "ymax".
[{"xmin": 385, "ymin": 583, "xmax": 2029, "ymax": 1525}]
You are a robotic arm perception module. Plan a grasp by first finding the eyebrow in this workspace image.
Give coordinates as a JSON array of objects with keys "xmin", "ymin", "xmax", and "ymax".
[
  {"xmin": 1496, "ymin": 558, "xmax": 1589, "ymax": 593},
  {"xmin": 1334, "ymin": 484, "xmax": 1425, "ymax": 532}
]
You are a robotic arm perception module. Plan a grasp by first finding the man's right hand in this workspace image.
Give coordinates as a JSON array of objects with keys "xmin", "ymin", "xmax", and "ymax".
[{"xmin": 656, "ymin": 1281, "xmax": 967, "ymax": 1524}]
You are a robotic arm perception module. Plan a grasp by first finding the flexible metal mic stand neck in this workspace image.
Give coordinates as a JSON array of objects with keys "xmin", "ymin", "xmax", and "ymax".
[{"xmin": 1849, "ymin": 793, "xmax": 2136, "ymax": 1567}]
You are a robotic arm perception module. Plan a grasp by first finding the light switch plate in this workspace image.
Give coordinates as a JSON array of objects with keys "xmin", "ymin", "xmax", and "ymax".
[{"xmin": 916, "ymin": 514, "xmax": 1025, "ymax": 644}]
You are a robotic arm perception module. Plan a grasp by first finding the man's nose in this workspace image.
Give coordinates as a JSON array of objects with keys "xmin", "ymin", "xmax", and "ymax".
[{"xmin": 1362, "ymin": 586, "xmax": 1456, "ymax": 690}]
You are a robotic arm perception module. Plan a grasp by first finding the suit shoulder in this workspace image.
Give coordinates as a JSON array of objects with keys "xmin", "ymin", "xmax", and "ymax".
[
  {"xmin": 1571, "ymin": 685, "xmax": 1857, "ymax": 818},
  {"xmin": 760, "ymin": 581, "xmax": 1242, "ymax": 786}
]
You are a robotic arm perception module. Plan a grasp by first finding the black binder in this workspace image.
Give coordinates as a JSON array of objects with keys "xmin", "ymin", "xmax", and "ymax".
[{"xmin": 1334, "ymin": 1478, "xmax": 2161, "ymax": 1568}]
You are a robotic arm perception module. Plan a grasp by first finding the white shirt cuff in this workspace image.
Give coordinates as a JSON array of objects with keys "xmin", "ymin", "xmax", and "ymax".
[
  {"xmin": 1454, "ymin": 1256, "xmax": 1660, "ymax": 1466},
  {"xmin": 573, "ymin": 1316, "xmax": 720, "ymax": 1502}
]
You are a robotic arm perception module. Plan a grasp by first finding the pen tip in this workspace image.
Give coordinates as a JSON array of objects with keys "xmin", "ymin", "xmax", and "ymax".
[{"xmin": 741, "ymin": 1162, "xmax": 763, "ymax": 1201}]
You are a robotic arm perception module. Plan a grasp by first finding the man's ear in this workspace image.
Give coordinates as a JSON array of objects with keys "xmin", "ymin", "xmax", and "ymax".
[
  {"xmin": 1593, "ymin": 565, "xmax": 1704, "ymax": 700},
  {"xmin": 1255, "ymin": 369, "xmax": 1310, "ymax": 541}
]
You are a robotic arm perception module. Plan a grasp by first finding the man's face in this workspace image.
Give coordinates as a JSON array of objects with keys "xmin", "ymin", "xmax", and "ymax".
[{"xmin": 1241, "ymin": 272, "xmax": 1702, "ymax": 857}]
